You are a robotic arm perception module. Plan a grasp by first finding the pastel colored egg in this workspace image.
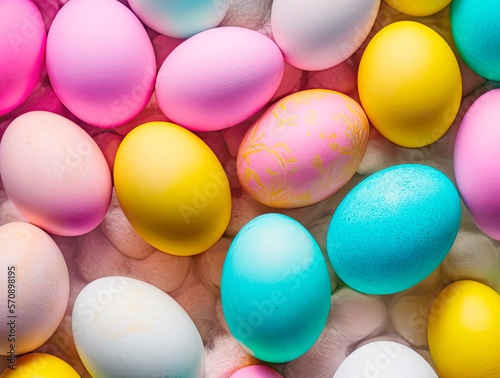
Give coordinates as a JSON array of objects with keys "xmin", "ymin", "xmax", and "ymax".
[
  {"xmin": 334, "ymin": 341, "xmax": 438, "ymax": 378},
  {"xmin": 327, "ymin": 164, "xmax": 461, "ymax": 295},
  {"xmin": 384, "ymin": 0, "xmax": 452, "ymax": 16},
  {"xmin": 230, "ymin": 365, "xmax": 283, "ymax": 378},
  {"xmin": 46, "ymin": 0, "xmax": 156, "ymax": 128},
  {"xmin": 454, "ymin": 89, "xmax": 500, "ymax": 239},
  {"xmin": 0, "ymin": 222, "xmax": 69, "ymax": 355},
  {"xmin": 221, "ymin": 214, "xmax": 331, "ymax": 363},
  {"xmin": 113, "ymin": 121, "xmax": 231, "ymax": 256},
  {"xmin": 156, "ymin": 27, "xmax": 284, "ymax": 132},
  {"xmin": 0, "ymin": 0, "xmax": 46, "ymax": 116},
  {"xmin": 237, "ymin": 89, "xmax": 370, "ymax": 208},
  {"xmin": 428, "ymin": 280, "xmax": 500, "ymax": 377},
  {"xmin": 128, "ymin": 0, "xmax": 230, "ymax": 39},
  {"xmin": 0, "ymin": 111, "xmax": 112, "ymax": 236},
  {"xmin": 72, "ymin": 277, "xmax": 204, "ymax": 377},
  {"xmin": 451, "ymin": 0, "xmax": 500, "ymax": 81},
  {"xmin": 271, "ymin": 0, "xmax": 380, "ymax": 71},
  {"xmin": 0, "ymin": 353, "xmax": 79, "ymax": 377},
  {"xmin": 358, "ymin": 21, "xmax": 462, "ymax": 148}
]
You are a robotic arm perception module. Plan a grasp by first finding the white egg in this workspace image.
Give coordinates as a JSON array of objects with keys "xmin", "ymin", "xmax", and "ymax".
[
  {"xmin": 271, "ymin": 0, "xmax": 380, "ymax": 71},
  {"xmin": 334, "ymin": 341, "xmax": 437, "ymax": 378},
  {"xmin": 72, "ymin": 276, "xmax": 204, "ymax": 377}
]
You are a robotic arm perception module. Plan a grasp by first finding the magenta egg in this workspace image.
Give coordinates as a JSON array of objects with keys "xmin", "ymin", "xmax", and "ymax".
[
  {"xmin": 455, "ymin": 89, "xmax": 500, "ymax": 239},
  {"xmin": 46, "ymin": 0, "xmax": 156, "ymax": 128},
  {"xmin": 0, "ymin": 0, "xmax": 46, "ymax": 116},
  {"xmin": 156, "ymin": 26, "xmax": 284, "ymax": 132}
]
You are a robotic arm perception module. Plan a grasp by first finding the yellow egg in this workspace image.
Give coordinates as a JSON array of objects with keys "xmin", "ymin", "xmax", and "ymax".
[
  {"xmin": 114, "ymin": 122, "xmax": 231, "ymax": 256},
  {"xmin": 428, "ymin": 280, "xmax": 500, "ymax": 377},
  {"xmin": 358, "ymin": 21, "xmax": 462, "ymax": 148},
  {"xmin": 384, "ymin": 0, "xmax": 452, "ymax": 17},
  {"xmin": 0, "ymin": 353, "xmax": 80, "ymax": 377}
]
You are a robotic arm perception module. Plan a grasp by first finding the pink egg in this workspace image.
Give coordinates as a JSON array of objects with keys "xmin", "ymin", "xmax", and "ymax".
[
  {"xmin": 454, "ymin": 89, "xmax": 500, "ymax": 239},
  {"xmin": 46, "ymin": 0, "xmax": 156, "ymax": 128},
  {"xmin": 237, "ymin": 89, "xmax": 370, "ymax": 208},
  {"xmin": 156, "ymin": 26, "xmax": 284, "ymax": 132},
  {"xmin": 230, "ymin": 365, "xmax": 283, "ymax": 378},
  {"xmin": 0, "ymin": 111, "xmax": 112, "ymax": 236},
  {"xmin": 0, "ymin": 0, "xmax": 46, "ymax": 116},
  {"xmin": 0, "ymin": 222, "xmax": 69, "ymax": 355}
]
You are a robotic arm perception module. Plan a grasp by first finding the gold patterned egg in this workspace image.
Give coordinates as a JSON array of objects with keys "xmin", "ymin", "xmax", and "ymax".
[{"xmin": 237, "ymin": 89, "xmax": 370, "ymax": 208}]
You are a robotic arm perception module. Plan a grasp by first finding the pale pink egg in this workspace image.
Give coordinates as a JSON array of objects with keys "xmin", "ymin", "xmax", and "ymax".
[
  {"xmin": 155, "ymin": 26, "xmax": 284, "ymax": 132},
  {"xmin": 237, "ymin": 89, "xmax": 370, "ymax": 208},
  {"xmin": 46, "ymin": 0, "xmax": 156, "ymax": 128},
  {"xmin": 0, "ymin": 111, "xmax": 112, "ymax": 236},
  {"xmin": 0, "ymin": 222, "xmax": 69, "ymax": 355},
  {"xmin": 454, "ymin": 89, "xmax": 500, "ymax": 239},
  {"xmin": 0, "ymin": 0, "xmax": 46, "ymax": 116}
]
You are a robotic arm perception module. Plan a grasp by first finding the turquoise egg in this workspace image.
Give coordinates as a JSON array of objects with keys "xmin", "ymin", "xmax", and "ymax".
[
  {"xmin": 127, "ymin": 0, "xmax": 230, "ymax": 39},
  {"xmin": 327, "ymin": 164, "xmax": 461, "ymax": 295},
  {"xmin": 221, "ymin": 213, "xmax": 331, "ymax": 363},
  {"xmin": 451, "ymin": 0, "xmax": 500, "ymax": 81}
]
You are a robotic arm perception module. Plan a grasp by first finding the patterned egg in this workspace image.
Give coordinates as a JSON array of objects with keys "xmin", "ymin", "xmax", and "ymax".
[
  {"xmin": 237, "ymin": 89, "xmax": 369, "ymax": 208},
  {"xmin": 327, "ymin": 164, "xmax": 461, "ymax": 295},
  {"xmin": 454, "ymin": 89, "xmax": 500, "ymax": 239}
]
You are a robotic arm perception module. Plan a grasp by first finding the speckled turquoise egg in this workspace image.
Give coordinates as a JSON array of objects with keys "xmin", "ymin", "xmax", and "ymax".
[
  {"xmin": 327, "ymin": 164, "xmax": 461, "ymax": 295},
  {"xmin": 221, "ymin": 213, "xmax": 331, "ymax": 363},
  {"xmin": 451, "ymin": 0, "xmax": 500, "ymax": 81}
]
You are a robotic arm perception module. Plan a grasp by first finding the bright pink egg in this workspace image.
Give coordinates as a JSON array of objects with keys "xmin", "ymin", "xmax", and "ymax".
[
  {"xmin": 0, "ymin": 0, "xmax": 46, "ymax": 116},
  {"xmin": 46, "ymin": 0, "xmax": 156, "ymax": 128}
]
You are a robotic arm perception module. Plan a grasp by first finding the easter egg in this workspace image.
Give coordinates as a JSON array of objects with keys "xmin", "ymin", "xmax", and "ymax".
[
  {"xmin": 114, "ymin": 121, "xmax": 231, "ymax": 256},
  {"xmin": 271, "ymin": 0, "xmax": 380, "ymax": 71},
  {"xmin": 0, "ymin": 222, "xmax": 69, "ymax": 355},
  {"xmin": 0, "ymin": 111, "xmax": 112, "ymax": 236},
  {"xmin": 0, "ymin": 353, "xmax": 79, "ymax": 377},
  {"xmin": 358, "ymin": 21, "xmax": 462, "ymax": 148},
  {"xmin": 454, "ymin": 89, "xmax": 500, "ymax": 240},
  {"xmin": 451, "ymin": 0, "xmax": 500, "ymax": 81},
  {"xmin": 327, "ymin": 164, "xmax": 461, "ymax": 295},
  {"xmin": 156, "ymin": 27, "xmax": 284, "ymax": 132},
  {"xmin": 128, "ymin": 0, "xmax": 230, "ymax": 39},
  {"xmin": 230, "ymin": 365, "xmax": 283, "ymax": 378},
  {"xmin": 0, "ymin": 0, "xmax": 46, "ymax": 116},
  {"xmin": 428, "ymin": 280, "xmax": 500, "ymax": 377},
  {"xmin": 46, "ymin": 0, "xmax": 156, "ymax": 128},
  {"xmin": 334, "ymin": 341, "xmax": 438, "ymax": 378},
  {"xmin": 221, "ymin": 214, "xmax": 331, "ymax": 363},
  {"xmin": 72, "ymin": 276, "xmax": 204, "ymax": 377},
  {"xmin": 384, "ymin": 0, "xmax": 452, "ymax": 16},
  {"xmin": 237, "ymin": 89, "xmax": 370, "ymax": 208}
]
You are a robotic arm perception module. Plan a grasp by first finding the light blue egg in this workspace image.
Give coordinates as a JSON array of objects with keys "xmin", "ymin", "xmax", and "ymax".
[
  {"xmin": 128, "ymin": 0, "xmax": 230, "ymax": 39},
  {"xmin": 327, "ymin": 164, "xmax": 461, "ymax": 295},
  {"xmin": 221, "ymin": 213, "xmax": 331, "ymax": 363},
  {"xmin": 451, "ymin": 0, "xmax": 500, "ymax": 81}
]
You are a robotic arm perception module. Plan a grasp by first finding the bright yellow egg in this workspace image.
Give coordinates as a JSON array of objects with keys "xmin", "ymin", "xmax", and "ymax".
[
  {"xmin": 114, "ymin": 122, "xmax": 231, "ymax": 256},
  {"xmin": 428, "ymin": 280, "xmax": 500, "ymax": 378},
  {"xmin": 358, "ymin": 21, "xmax": 462, "ymax": 148},
  {"xmin": 384, "ymin": 0, "xmax": 452, "ymax": 17},
  {"xmin": 0, "ymin": 353, "xmax": 80, "ymax": 377}
]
